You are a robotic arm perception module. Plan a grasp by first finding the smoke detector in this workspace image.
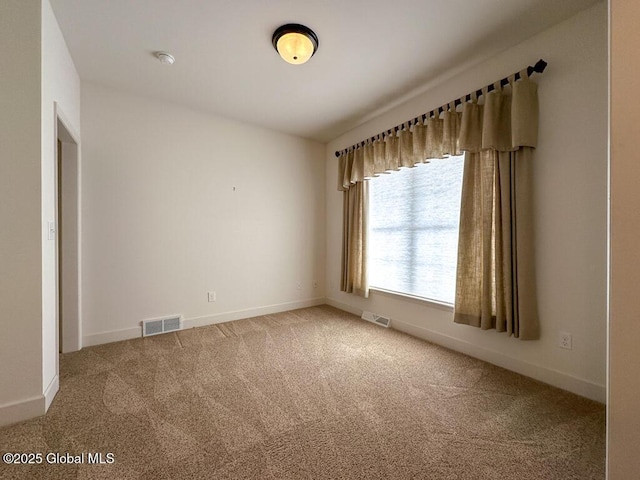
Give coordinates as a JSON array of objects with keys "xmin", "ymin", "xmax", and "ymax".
[{"xmin": 155, "ymin": 51, "xmax": 175, "ymax": 65}]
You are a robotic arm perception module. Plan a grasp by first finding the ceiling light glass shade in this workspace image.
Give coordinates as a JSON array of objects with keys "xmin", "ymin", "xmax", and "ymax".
[
  {"xmin": 277, "ymin": 33, "xmax": 314, "ymax": 64},
  {"xmin": 272, "ymin": 24, "xmax": 318, "ymax": 65}
]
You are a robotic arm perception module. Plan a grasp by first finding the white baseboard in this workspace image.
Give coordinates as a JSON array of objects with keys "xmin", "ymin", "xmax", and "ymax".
[
  {"xmin": 43, "ymin": 374, "xmax": 59, "ymax": 411},
  {"xmin": 183, "ymin": 297, "xmax": 326, "ymax": 329},
  {"xmin": 83, "ymin": 297, "xmax": 327, "ymax": 347},
  {"xmin": 327, "ymin": 300, "xmax": 606, "ymax": 403},
  {"xmin": 83, "ymin": 325, "xmax": 142, "ymax": 347},
  {"xmin": 0, "ymin": 376, "xmax": 60, "ymax": 427},
  {"xmin": 325, "ymin": 298, "xmax": 362, "ymax": 317},
  {"xmin": 0, "ymin": 395, "xmax": 45, "ymax": 428}
]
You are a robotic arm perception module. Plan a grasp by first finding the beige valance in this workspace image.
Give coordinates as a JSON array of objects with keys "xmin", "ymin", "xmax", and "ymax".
[{"xmin": 338, "ymin": 76, "xmax": 538, "ymax": 190}]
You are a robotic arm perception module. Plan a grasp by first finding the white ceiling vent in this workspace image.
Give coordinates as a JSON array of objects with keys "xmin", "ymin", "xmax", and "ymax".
[
  {"xmin": 142, "ymin": 315, "xmax": 183, "ymax": 337},
  {"xmin": 361, "ymin": 311, "xmax": 391, "ymax": 328}
]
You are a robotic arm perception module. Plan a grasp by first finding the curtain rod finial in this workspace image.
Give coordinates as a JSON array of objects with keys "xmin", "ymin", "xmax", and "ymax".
[{"xmin": 534, "ymin": 59, "xmax": 547, "ymax": 73}]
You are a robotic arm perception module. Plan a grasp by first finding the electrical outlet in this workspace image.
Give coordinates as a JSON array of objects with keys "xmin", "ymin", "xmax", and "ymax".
[
  {"xmin": 559, "ymin": 332, "xmax": 572, "ymax": 350},
  {"xmin": 207, "ymin": 291, "xmax": 216, "ymax": 302},
  {"xmin": 296, "ymin": 282, "xmax": 302, "ymax": 291},
  {"xmin": 313, "ymin": 281, "xmax": 318, "ymax": 289}
]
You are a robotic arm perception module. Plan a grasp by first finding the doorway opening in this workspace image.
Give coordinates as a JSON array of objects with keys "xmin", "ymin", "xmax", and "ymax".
[{"xmin": 56, "ymin": 110, "xmax": 80, "ymax": 354}]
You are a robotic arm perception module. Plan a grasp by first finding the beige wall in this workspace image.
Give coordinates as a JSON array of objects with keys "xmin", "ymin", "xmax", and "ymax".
[
  {"xmin": 608, "ymin": 0, "xmax": 640, "ymax": 477},
  {"xmin": 80, "ymin": 83, "xmax": 326, "ymax": 344},
  {"xmin": 0, "ymin": 0, "xmax": 43, "ymax": 423},
  {"xmin": 326, "ymin": 3, "xmax": 608, "ymax": 401}
]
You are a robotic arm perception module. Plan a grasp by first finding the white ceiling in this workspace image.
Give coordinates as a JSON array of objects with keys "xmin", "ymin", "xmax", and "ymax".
[{"xmin": 50, "ymin": 0, "xmax": 599, "ymax": 142}]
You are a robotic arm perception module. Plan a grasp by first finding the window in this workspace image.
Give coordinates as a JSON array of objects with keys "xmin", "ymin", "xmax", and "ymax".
[{"xmin": 368, "ymin": 155, "xmax": 464, "ymax": 304}]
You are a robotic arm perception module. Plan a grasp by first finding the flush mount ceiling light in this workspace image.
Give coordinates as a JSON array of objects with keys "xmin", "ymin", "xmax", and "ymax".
[
  {"xmin": 154, "ymin": 51, "xmax": 175, "ymax": 65},
  {"xmin": 272, "ymin": 24, "xmax": 318, "ymax": 65}
]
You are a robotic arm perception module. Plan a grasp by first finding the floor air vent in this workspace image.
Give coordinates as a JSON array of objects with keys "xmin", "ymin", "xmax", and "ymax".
[
  {"xmin": 142, "ymin": 315, "xmax": 183, "ymax": 337},
  {"xmin": 361, "ymin": 311, "xmax": 391, "ymax": 328}
]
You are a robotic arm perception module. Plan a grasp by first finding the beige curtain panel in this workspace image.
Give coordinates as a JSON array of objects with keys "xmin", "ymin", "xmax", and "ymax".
[
  {"xmin": 454, "ymin": 75, "xmax": 539, "ymax": 339},
  {"xmin": 338, "ymin": 71, "xmax": 540, "ymax": 339},
  {"xmin": 340, "ymin": 181, "xmax": 369, "ymax": 297}
]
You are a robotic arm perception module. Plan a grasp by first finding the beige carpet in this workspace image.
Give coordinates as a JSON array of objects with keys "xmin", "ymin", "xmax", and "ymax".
[{"xmin": 0, "ymin": 305, "xmax": 605, "ymax": 479}]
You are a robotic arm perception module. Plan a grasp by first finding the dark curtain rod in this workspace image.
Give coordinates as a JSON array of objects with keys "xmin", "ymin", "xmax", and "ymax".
[{"xmin": 334, "ymin": 59, "xmax": 547, "ymax": 157}]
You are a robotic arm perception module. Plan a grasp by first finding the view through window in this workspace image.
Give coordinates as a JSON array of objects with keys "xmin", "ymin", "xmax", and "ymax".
[{"xmin": 368, "ymin": 155, "xmax": 464, "ymax": 303}]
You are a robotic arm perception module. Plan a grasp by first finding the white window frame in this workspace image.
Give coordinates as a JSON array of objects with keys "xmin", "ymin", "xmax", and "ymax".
[{"xmin": 368, "ymin": 155, "xmax": 464, "ymax": 305}]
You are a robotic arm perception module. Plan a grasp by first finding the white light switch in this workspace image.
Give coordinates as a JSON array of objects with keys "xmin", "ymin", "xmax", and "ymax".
[{"xmin": 47, "ymin": 221, "xmax": 55, "ymax": 240}]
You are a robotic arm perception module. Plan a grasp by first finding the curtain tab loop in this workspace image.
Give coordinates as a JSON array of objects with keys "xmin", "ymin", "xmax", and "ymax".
[{"xmin": 519, "ymin": 68, "xmax": 529, "ymax": 80}]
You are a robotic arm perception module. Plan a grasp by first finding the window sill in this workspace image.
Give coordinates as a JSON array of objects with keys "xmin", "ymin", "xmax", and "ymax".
[{"xmin": 369, "ymin": 287, "xmax": 454, "ymax": 313}]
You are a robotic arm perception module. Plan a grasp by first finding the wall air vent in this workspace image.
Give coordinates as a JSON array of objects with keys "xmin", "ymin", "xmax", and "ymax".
[
  {"xmin": 361, "ymin": 311, "xmax": 391, "ymax": 328},
  {"xmin": 141, "ymin": 315, "xmax": 183, "ymax": 337}
]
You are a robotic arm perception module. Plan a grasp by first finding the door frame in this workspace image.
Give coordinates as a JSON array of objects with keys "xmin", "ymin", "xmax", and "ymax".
[{"xmin": 54, "ymin": 103, "xmax": 81, "ymax": 354}]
